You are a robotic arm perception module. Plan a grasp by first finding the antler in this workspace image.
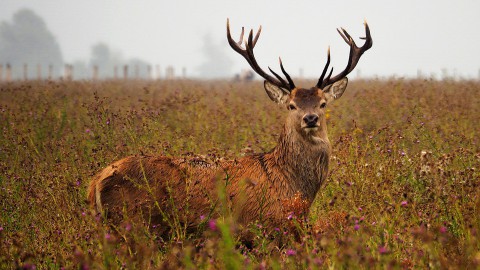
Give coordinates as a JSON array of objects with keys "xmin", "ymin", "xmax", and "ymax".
[
  {"xmin": 316, "ymin": 21, "xmax": 372, "ymax": 89},
  {"xmin": 227, "ymin": 19, "xmax": 295, "ymax": 91}
]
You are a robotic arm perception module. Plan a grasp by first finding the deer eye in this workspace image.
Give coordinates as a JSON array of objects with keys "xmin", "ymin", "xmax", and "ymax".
[
  {"xmin": 288, "ymin": 104, "xmax": 297, "ymax": 110},
  {"xmin": 320, "ymin": 102, "xmax": 327, "ymax": 109}
]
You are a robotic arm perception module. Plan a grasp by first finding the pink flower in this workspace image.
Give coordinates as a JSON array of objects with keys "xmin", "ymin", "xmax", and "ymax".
[
  {"xmin": 208, "ymin": 219, "xmax": 217, "ymax": 231},
  {"xmin": 21, "ymin": 263, "xmax": 36, "ymax": 270},
  {"xmin": 354, "ymin": 224, "xmax": 360, "ymax": 231},
  {"xmin": 200, "ymin": 215, "xmax": 205, "ymax": 221},
  {"xmin": 313, "ymin": 258, "xmax": 323, "ymax": 265},
  {"xmin": 286, "ymin": 249, "xmax": 296, "ymax": 256},
  {"xmin": 378, "ymin": 245, "xmax": 388, "ymax": 254},
  {"xmin": 439, "ymin": 226, "xmax": 447, "ymax": 233},
  {"xmin": 401, "ymin": 201, "xmax": 408, "ymax": 207}
]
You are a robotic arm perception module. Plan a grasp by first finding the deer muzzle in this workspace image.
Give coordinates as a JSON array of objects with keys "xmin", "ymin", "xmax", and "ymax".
[{"xmin": 303, "ymin": 114, "xmax": 319, "ymax": 129}]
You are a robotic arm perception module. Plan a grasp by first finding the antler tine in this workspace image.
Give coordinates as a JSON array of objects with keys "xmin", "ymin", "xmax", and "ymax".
[
  {"xmin": 317, "ymin": 47, "xmax": 331, "ymax": 86},
  {"xmin": 227, "ymin": 19, "xmax": 295, "ymax": 91},
  {"xmin": 337, "ymin": 28, "xmax": 350, "ymax": 44},
  {"xmin": 316, "ymin": 22, "xmax": 373, "ymax": 89},
  {"xmin": 362, "ymin": 21, "xmax": 372, "ymax": 46},
  {"xmin": 252, "ymin": 25, "xmax": 261, "ymax": 47},
  {"xmin": 227, "ymin": 19, "xmax": 256, "ymax": 70},
  {"xmin": 269, "ymin": 66, "xmax": 288, "ymax": 87},
  {"xmin": 237, "ymin": 27, "xmax": 244, "ymax": 46},
  {"xmin": 226, "ymin": 19, "xmax": 243, "ymax": 54},
  {"xmin": 267, "ymin": 57, "xmax": 296, "ymax": 89},
  {"xmin": 279, "ymin": 58, "xmax": 295, "ymax": 89}
]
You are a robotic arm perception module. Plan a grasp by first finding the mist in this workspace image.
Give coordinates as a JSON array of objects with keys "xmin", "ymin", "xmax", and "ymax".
[
  {"xmin": 196, "ymin": 33, "xmax": 233, "ymax": 79},
  {"xmin": 1, "ymin": 1, "xmax": 480, "ymax": 80},
  {"xmin": 0, "ymin": 9, "xmax": 63, "ymax": 79},
  {"xmin": 0, "ymin": 9, "xmax": 153, "ymax": 80}
]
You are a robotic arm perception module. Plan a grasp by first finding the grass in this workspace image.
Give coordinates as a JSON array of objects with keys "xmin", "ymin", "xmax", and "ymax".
[{"xmin": 0, "ymin": 78, "xmax": 479, "ymax": 269}]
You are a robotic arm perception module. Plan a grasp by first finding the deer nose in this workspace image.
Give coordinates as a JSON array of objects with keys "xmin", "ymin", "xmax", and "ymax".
[{"xmin": 303, "ymin": 114, "xmax": 319, "ymax": 127}]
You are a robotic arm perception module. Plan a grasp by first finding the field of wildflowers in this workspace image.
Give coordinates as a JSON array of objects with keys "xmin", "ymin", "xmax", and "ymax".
[{"xmin": 0, "ymin": 79, "xmax": 479, "ymax": 269}]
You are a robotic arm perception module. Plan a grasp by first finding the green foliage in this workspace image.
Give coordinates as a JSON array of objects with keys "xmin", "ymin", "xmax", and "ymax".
[{"xmin": 0, "ymin": 79, "xmax": 479, "ymax": 269}]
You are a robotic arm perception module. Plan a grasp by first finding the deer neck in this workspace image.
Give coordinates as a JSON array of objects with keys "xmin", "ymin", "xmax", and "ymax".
[{"xmin": 268, "ymin": 118, "xmax": 331, "ymax": 202}]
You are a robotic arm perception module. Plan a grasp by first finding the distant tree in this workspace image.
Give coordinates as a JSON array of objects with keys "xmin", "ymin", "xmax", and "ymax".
[
  {"xmin": 0, "ymin": 9, "xmax": 63, "ymax": 79},
  {"xmin": 89, "ymin": 43, "xmax": 115, "ymax": 78},
  {"xmin": 197, "ymin": 33, "xmax": 233, "ymax": 78},
  {"xmin": 88, "ymin": 43, "xmax": 149, "ymax": 79}
]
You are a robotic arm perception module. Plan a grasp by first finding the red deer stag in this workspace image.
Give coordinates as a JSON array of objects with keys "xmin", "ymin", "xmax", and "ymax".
[{"xmin": 88, "ymin": 19, "xmax": 372, "ymax": 238}]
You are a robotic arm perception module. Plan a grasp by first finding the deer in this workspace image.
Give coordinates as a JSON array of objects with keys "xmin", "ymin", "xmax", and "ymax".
[{"xmin": 87, "ymin": 19, "xmax": 372, "ymax": 241}]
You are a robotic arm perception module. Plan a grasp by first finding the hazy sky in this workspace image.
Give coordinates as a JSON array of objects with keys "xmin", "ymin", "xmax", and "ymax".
[{"xmin": 1, "ymin": 0, "xmax": 480, "ymax": 79}]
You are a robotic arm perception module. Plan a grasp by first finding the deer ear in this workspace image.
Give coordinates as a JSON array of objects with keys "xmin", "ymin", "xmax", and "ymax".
[
  {"xmin": 323, "ymin": 77, "xmax": 348, "ymax": 103},
  {"xmin": 264, "ymin": 80, "xmax": 290, "ymax": 104}
]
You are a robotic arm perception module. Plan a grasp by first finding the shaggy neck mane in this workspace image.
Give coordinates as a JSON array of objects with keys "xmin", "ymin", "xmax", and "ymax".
[{"xmin": 266, "ymin": 120, "xmax": 331, "ymax": 202}]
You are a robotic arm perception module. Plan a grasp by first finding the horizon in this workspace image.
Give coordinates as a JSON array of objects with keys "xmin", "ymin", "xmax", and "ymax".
[{"xmin": 1, "ymin": 1, "xmax": 480, "ymax": 80}]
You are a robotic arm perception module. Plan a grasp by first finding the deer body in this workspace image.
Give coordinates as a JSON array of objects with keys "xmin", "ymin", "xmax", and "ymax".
[
  {"xmin": 88, "ymin": 88, "xmax": 331, "ymax": 233},
  {"xmin": 88, "ymin": 20, "xmax": 371, "ymax": 237}
]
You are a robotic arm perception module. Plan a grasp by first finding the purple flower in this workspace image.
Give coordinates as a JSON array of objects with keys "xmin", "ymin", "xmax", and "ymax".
[
  {"xmin": 21, "ymin": 263, "xmax": 36, "ymax": 270},
  {"xmin": 286, "ymin": 249, "xmax": 296, "ymax": 256},
  {"xmin": 439, "ymin": 226, "xmax": 447, "ymax": 233},
  {"xmin": 354, "ymin": 224, "xmax": 360, "ymax": 231},
  {"xmin": 313, "ymin": 258, "xmax": 323, "ymax": 265},
  {"xmin": 401, "ymin": 201, "xmax": 408, "ymax": 207},
  {"xmin": 274, "ymin": 227, "xmax": 280, "ymax": 232},
  {"xmin": 208, "ymin": 219, "xmax": 217, "ymax": 231},
  {"xmin": 378, "ymin": 245, "xmax": 388, "ymax": 254},
  {"xmin": 85, "ymin": 128, "xmax": 91, "ymax": 133},
  {"xmin": 125, "ymin": 223, "xmax": 132, "ymax": 231},
  {"xmin": 105, "ymin": 233, "xmax": 111, "ymax": 240},
  {"xmin": 200, "ymin": 215, "xmax": 205, "ymax": 221}
]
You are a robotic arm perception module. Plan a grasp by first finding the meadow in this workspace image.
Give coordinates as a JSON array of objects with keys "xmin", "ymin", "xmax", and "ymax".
[{"xmin": 0, "ymin": 78, "xmax": 479, "ymax": 269}]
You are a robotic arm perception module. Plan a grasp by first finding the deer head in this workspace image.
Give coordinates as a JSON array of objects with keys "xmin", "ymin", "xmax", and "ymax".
[{"xmin": 227, "ymin": 19, "xmax": 372, "ymax": 138}]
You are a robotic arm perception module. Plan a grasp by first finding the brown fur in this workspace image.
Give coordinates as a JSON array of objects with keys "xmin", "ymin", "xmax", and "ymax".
[{"xmin": 88, "ymin": 79, "xmax": 347, "ymax": 240}]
